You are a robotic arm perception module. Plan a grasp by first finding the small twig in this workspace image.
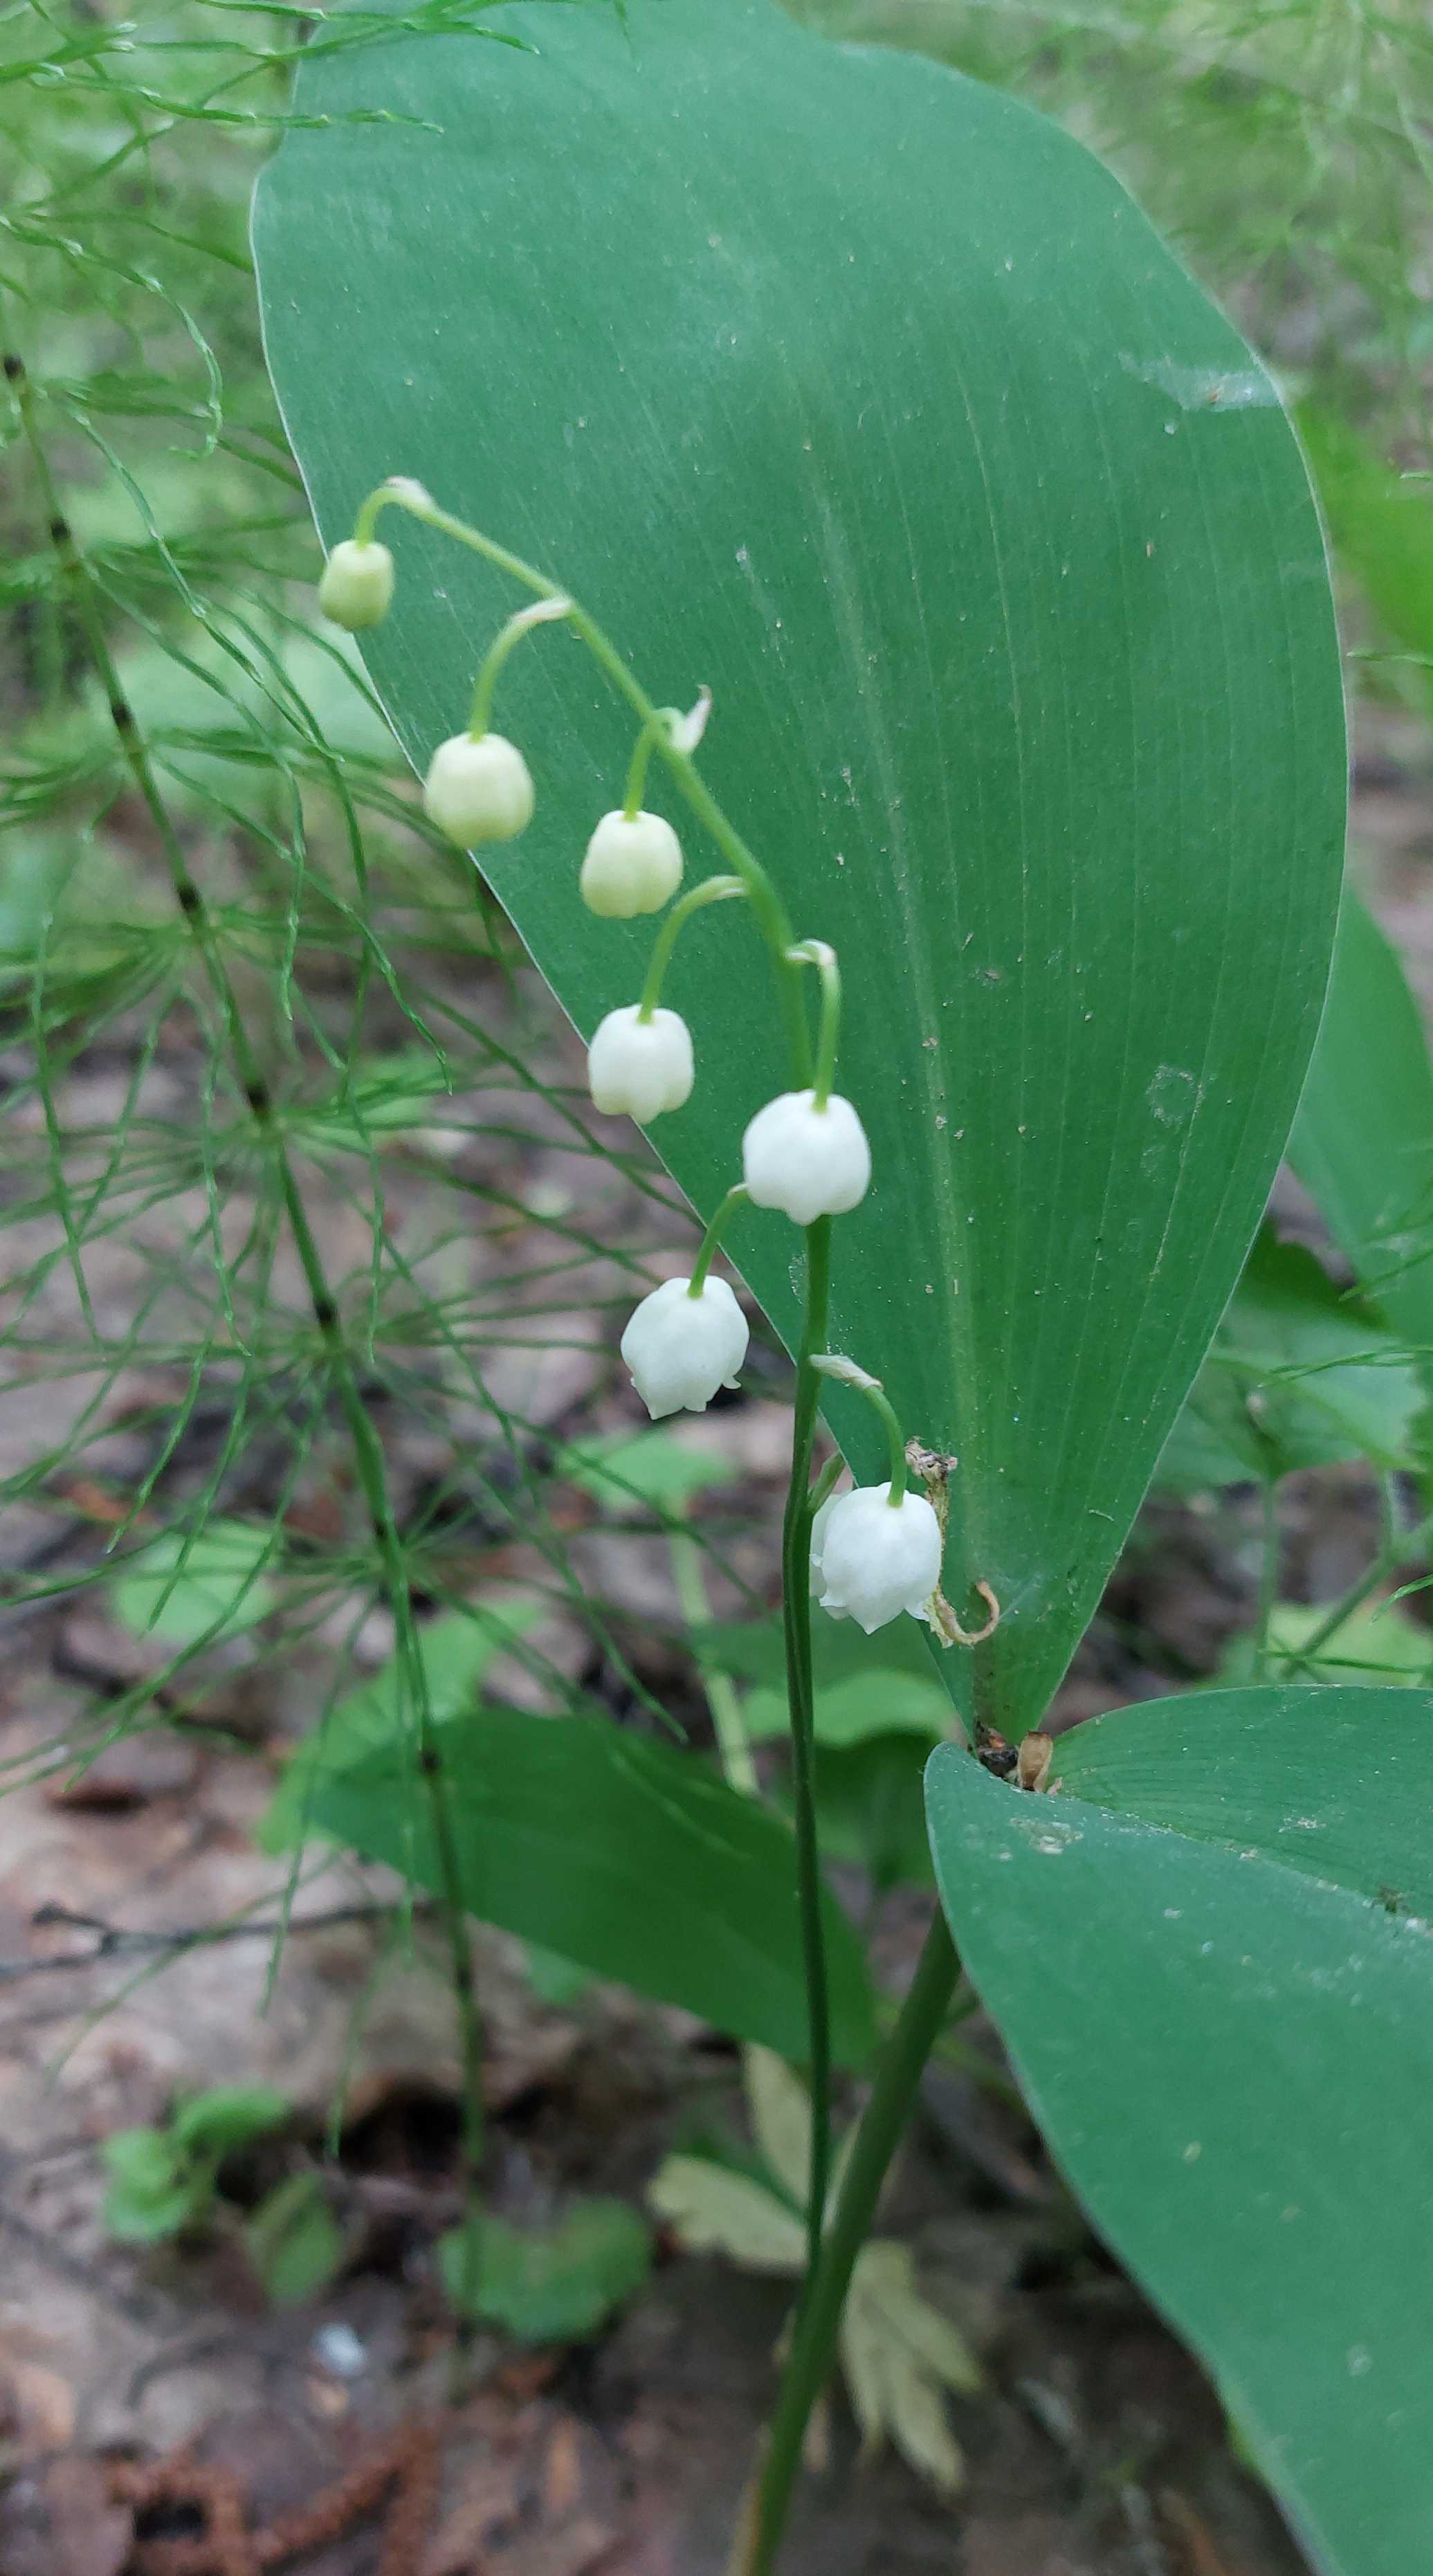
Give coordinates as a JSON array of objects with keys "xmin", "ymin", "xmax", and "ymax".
[
  {"xmin": 0, "ymin": 1897, "xmax": 432, "ymax": 1984},
  {"xmin": 1252, "ymin": 1478, "xmax": 1281, "ymax": 1682}
]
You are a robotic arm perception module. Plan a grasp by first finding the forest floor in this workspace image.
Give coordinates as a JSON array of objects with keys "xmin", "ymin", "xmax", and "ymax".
[{"xmin": 0, "ymin": 713, "xmax": 1427, "ymax": 2576}]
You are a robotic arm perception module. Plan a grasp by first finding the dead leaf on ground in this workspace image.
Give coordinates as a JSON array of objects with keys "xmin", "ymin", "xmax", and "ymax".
[
  {"xmin": 0, "ymin": 2454, "xmax": 133, "ymax": 2576},
  {"xmin": 0, "ymin": 2341, "xmax": 77, "ymax": 2453}
]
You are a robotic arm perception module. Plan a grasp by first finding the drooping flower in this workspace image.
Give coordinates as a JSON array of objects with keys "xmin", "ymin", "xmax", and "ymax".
[
  {"xmin": 581, "ymin": 810, "xmax": 684, "ymax": 917},
  {"xmin": 422, "ymin": 733, "xmax": 534, "ymax": 846},
  {"xmin": 620, "ymin": 1276, "xmax": 749, "ymax": 1418},
  {"xmin": 812, "ymin": 1483, "xmax": 942, "ymax": 1634},
  {"xmin": 742, "ymin": 1089, "xmax": 871, "ymax": 1225},
  {"xmin": 317, "ymin": 538, "xmax": 394, "ymax": 632},
  {"xmin": 587, "ymin": 1005, "xmax": 694, "ymax": 1124}
]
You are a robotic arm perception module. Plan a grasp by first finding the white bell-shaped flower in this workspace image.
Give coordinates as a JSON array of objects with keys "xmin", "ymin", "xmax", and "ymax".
[
  {"xmin": 812, "ymin": 1483, "xmax": 942, "ymax": 1634},
  {"xmin": 422, "ymin": 732, "xmax": 534, "ymax": 847},
  {"xmin": 317, "ymin": 538, "xmax": 394, "ymax": 631},
  {"xmin": 581, "ymin": 810, "xmax": 684, "ymax": 918},
  {"xmin": 742, "ymin": 1089, "xmax": 871, "ymax": 1225},
  {"xmin": 620, "ymin": 1276, "xmax": 749, "ymax": 1419},
  {"xmin": 587, "ymin": 1005, "xmax": 693, "ymax": 1124}
]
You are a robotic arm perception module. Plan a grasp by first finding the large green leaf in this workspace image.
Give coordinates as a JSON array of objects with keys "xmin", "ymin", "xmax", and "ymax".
[
  {"xmin": 255, "ymin": 0, "xmax": 1344, "ymax": 1731},
  {"xmin": 1291, "ymin": 889, "xmax": 1433, "ymax": 1375},
  {"xmin": 926, "ymin": 1721, "xmax": 1433, "ymax": 2576},
  {"xmin": 310, "ymin": 1709, "xmax": 874, "ymax": 2065},
  {"xmin": 1050, "ymin": 1683, "xmax": 1433, "ymax": 1906}
]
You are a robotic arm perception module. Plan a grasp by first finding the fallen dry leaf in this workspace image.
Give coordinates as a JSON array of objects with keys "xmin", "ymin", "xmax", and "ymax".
[{"xmin": 0, "ymin": 2346, "xmax": 77, "ymax": 2454}]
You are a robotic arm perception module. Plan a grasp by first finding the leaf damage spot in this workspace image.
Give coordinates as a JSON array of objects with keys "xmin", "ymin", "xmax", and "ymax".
[
  {"xmin": 1120, "ymin": 354, "xmax": 1279, "ymax": 411},
  {"xmin": 1147, "ymin": 1063, "xmax": 1198, "ymax": 1126}
]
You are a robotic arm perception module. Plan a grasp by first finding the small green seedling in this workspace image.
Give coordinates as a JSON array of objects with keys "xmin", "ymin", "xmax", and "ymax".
[
  {"xmin": 102, "ymin": 2085, "xmax": 343, "ymax": 2305},
  {"xmin": 437, "ymin": 2197, "xmax": 651, "ymax": 2344}
]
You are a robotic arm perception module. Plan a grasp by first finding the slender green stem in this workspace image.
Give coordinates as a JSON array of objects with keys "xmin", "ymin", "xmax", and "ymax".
[
  {"xmin": 638, "ymin": 875, "xmax": 746, "ymax": 1020},
  {"xmin": 779, "ymin": 1217, "xmax": 834, "ymax": 2287},
  {"xmin": 466, "ymin": 594, "xmax": 572, "ymax": 738},
  {"xmin": 16, "ymin": 389, "xmax": 489, "ymax": 2370},
  {"xmin": 810, "ymin": 1354, "xmax": 908, "ymax": 1501},
  {"xmin": 689, "ymin": 1183, "xmax": 750, "ymax": 1297},
  {"xmin": 787, "ymin": 940, "xmax": 841, "ymax": 1109},
  {"xmin": 622, "ymin": 707, "xmax": 667, "ymax": 818},
  {"xmin": 1252, "ymin": 1474, "xmax": 1281, "ymax": 1683},
  {"xmin": 737, "ymin": 1907, "xmax": 961, "ymax": 2576},
  {"xmin": 354, "ymin": 482, "xmax": 399, "ymax": 545},
  {"xmin": 669, "ymin": 1509, "xmax": 758, "ymax": 1798},
  {"xmin": 356, "ymin": 479, "xmax": 813, "ymax": 1084},
  {"xmin": 1277, "ymin": 1501, "xmax": 1433, "ymax": 1681},
  {"xmin": 345, "ymin": 475, "xmax": 869, "ymax": 2407}
]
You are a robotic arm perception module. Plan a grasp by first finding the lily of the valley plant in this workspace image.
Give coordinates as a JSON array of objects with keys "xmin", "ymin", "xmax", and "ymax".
[{"xmin": 319, "ymin": 477, "xmax": 995, "ymax": 2573}]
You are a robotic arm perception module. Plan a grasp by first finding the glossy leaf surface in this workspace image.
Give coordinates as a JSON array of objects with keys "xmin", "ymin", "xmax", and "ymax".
[
  {"xmin": 256, "ymin": 0, "xmax": 1344, "ymax": 1728},
  {"xmin": 927, "ymin": 1718, "xmax": 1433, "ymax": 2576},
  {"xmin": 1052, "ymin": 1683, "xmax": 1433, "ymax": 1905}
]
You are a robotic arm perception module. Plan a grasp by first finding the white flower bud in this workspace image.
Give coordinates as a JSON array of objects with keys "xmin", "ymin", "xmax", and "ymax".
[
  {"xmin": 812, "ymin": 1483, "xmax": 943, "ymax": 1634},
  {"xmin": 581, "ymin": 810, "xmax": 684, "ymax": 918},
  {"xmin": 742, "ymin": 1089, "xmax": 871, "ymax": 1225},
  {"xmin": 422, "ymin": 732, "xmax": 535, "ymax": 847},
  {"xmin": 620, "ymin": 1275, "xmax": 749, "ymax": 1419},
  {"xmin": 317, "ymin": 538, "xmax": 394, "ymax": 631},
  {"xmin": 587, "ymin": 1005, "xmax": 694, "ymax": 1124}
]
